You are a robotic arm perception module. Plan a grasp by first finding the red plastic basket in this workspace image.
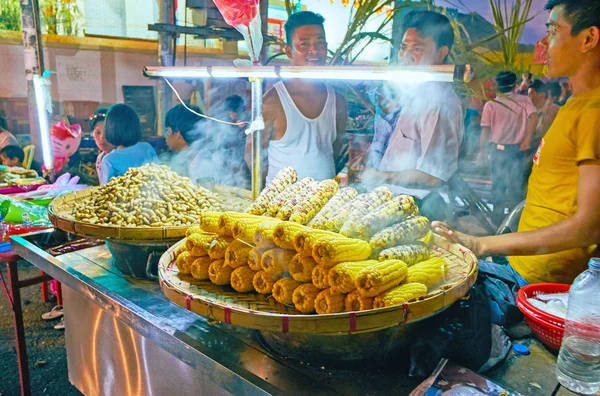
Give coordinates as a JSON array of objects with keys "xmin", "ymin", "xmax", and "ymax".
[{"xmin": 516, "ymin": 283, "xmax": 570, "ymax": 351}]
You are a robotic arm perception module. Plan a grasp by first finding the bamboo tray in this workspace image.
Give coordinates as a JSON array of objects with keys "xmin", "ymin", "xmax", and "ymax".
[{"xmin": 159, "ymin": 234, "xmax": 478, "ymax": 336}]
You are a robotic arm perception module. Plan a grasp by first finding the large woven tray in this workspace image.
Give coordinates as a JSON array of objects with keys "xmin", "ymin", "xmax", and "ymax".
[{"xmin": 159, "ymin": 234, "xmax": 478, "ymax": 335}]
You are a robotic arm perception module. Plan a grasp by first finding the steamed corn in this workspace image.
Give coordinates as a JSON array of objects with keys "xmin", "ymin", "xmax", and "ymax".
[
  {"xmin": 338, "ymin": 187, "xmax": 396, "ymax": 236},
  {"xmin": 191, "ymin": 256, "xmax": 212, "ymax": 280},
  {"xmin": 219, "ymin": 212, "xmax": 258, "ymax": 236},
  {"xmin": 315, "ymin": 288, "xmax": 346, "ymax": 314},
  {"xmin": 373, "ymin": 283, "xmax": 428, "ymax": 308},
  {"xmin": 370, "ymin": 216, "xmax": 430, "ymax": 251},
  {"xmin": 328, "ymin": 187, "xmax": 393, "ymax": 231},
  {"xmin": 344, "ymin": 195, "xmax": 419, "ymax": 239},
  {"xmin": 406, "ymin": 257, "xmax": 448, "ymax": 287},
  {"xmin": 175, "ymin": 251, "xmax": 192, "ymax": 274},
  {"xmin": 230, "ymin": 266, "xmax": 257, "ymax": 292},
  {"xmin": 254, "ymin": 220, "xmax": 282, "ymax": 248},
  {"xmin": 272, "ymin": 278, "xmax": 302, "ymax": 305},
  {"xmin": 207, "ymin": 236, "xmax": 234, "ymax": 260},
  {"xmin": 311, "ymin": 264, "xmax": 331, "ymax": 289},
  {"xmin": 185, "ymin": 225, "xmax": 204, "ymax": 237},
  {"xmin": 248, "ymin": 247, "xmax": 266, "ymax": 271},
  {"xmin": 253, "ymin": 271, "xmax": 280, "ymax": 294},
  {"xmin": 199, "ymin": 211, "xmax": 222, "ymax": 234},
  {"xmin": 292, "ymin": 284, "xmax": 321, "ymax": 314},
  {"xmin": 208, "ymin": 259, "xmax": 233, "ymax": 285},
  {"xmin": 186, "ymin": 233, "xmax": 216, "ymax": 254},
  {"xmin": 293, "ymin": 228, "xmax": 341, "ymax": 255},
  {"xmin": 289, "ymin": 179, "xmax": 340, "ymax": 225},
  {"xmin": 355, "ymin": 260, "xmax": 408, "ymax": 297},
  {"xmin": 267, "ymin": 177, "xmax": 314, "ymax": 217},
  {"xmin": 273, "ymin": 221, "xmax": 308, "ymax": 250},
  {"xmin": 261, "ymin": 248, "xmax": 296, "ymax": 275},
  {"xmin": 277, "ymin": 182, "xmax": 319, "ymax": 220},
  {"xmin": 224, "ymin": 239, "xmax": 253, "ymax": 268},
  {"xmin": 312, "ymin": 237, "xmax": 372, "ymax": 267},
  {"xmin": 309, "ymin": 187, "xmax": 358, "ymax": 229},
  {"xmin": 247, "ymin": 167, "xmax": 298, "ymax": 215},
  {"xmin": 232, "ymin": 216, "xmax": 280, "ymax": 244},
  {"xmin": 345, "ymin": 290, "xmax": 374, "ymax": 311},
  {"xmin": 328, "ymin": 260, "xmax": 378, "ymax": 293},
  {"xmin": 378, "ymin": 243, "xmax": 430, "ymax": 266},
  {"xmin": 289, "ymin": 254, "xmax": 318, "ymax": 282}
]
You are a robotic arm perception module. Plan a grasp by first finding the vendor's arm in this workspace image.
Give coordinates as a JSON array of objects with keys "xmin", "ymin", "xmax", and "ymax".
[
  {"xmin": 364, "ymin": 167, "xmax": 443, "ymax": 188},
  {"xmin": 245, "ymin": 88, "xmax": 278, "ymax": 181},
  {"xmin": 333, "ymin": 92, "xmax": 348, "ymax": 161}
]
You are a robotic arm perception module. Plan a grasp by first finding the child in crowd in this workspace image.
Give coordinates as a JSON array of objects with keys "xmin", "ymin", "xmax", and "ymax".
[
  {"xmin": 99, "ymin": 104, "xmax": 158, "ymax": 184},
  {"xmin": 0, "ymin": 145, "xmax": 43, "ymax": 174},
  {"xmin": 89, "ymin": 109, "xmax": 114, "ymax": 183}
]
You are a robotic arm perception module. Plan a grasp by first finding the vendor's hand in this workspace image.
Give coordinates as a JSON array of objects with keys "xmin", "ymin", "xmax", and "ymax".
[
  {"xmin": 431, "ymin": 221, "xmax": 483, "ymax": 256},
  {"xmin": 519, "ymin": 140, "xmax": 530, "ymax": 152},
  {"xmin": 361, "ymin": 167, "xmax": 384, "ymax": 184}
]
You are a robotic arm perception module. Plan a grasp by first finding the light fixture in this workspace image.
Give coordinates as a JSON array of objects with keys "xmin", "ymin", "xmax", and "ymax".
[{"xmin": 32, "ymin": 75, "xmax": 54, "ymax": 172}]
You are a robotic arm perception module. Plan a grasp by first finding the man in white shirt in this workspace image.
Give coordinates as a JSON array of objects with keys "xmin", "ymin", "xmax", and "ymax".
[{"xmin": 363, "ymin": 11, "xmax": 463, "ymax": 220}]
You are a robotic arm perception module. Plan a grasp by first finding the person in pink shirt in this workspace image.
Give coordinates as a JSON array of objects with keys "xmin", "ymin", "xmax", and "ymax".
[{"xmin": 479, "ymin": 71, "xmax": 538, "ymax": 221}]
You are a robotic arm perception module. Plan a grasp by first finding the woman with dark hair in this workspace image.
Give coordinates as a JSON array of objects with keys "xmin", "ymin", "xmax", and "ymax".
[
  {"xmin": 99, "ymin": 104, "xmax": 158, "ymax": 184},
  {"xmin": 89, "ymin": 108, "xmax": 114, "ymax": 183}
]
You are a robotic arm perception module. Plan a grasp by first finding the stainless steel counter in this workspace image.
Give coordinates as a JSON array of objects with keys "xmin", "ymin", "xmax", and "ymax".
[{"xmin": 11, "ymin": 230, "xmax": 576, "ymax": 396}]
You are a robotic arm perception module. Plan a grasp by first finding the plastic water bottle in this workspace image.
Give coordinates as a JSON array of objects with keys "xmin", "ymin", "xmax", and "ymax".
[{"xmin": 556, "ymin": 258, "xmax": 600, "ymax": 394}]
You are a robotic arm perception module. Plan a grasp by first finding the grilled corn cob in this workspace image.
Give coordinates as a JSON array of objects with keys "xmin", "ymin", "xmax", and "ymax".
[
  {"xmin": 289, "ymin": 254, "xmax": 318, "ymax": 282},
  {"xmin": 219, "ymin": 212, "xmax": 259, "ymax": 236},
  {"xmin": 199, "ymin": 211, "xmax": 222, "ymax": 234},
  {"xmin": 267, "ymin": 177, "xmax": 315, "ymax": 217},
  {"xmin": 370, "ymin": 216, "xmax": 430, "ymax": 251},
  {"xmin": 311, "ymin": 264, "xmax": 332, "ymax": 289},
  {"xmin": 252, "ymin": 271, "xmax": 280, "ymax": 294},
  {"xmin": 328, "ymin": 260, "xmax": 378, "ymax": 293},
  {"xmin": 293, "ymin": 228, "xmax": 341, "ymax": 255},
  {"xmin": 277, "ymin": 182, "xmax": 319, "ymax": 220},
  {"xmin": 248, "ymin": 247, "xmax": 266, "ymax": 271},
  {"xmin": 289, "ymin": 179, "xmax": 340, "ymax": 225},
  {"xmin": 338, "ymin": 187, "xmax": 396, "ymax": 237},
  {"xmin": 208, "ymin": 259, "xmax": 233, "ymax": 285},
  {"xmin": 247, "ymin": 167, "xmax": 298, "ymax": 215},
  {"xmin": 191, "ymin": 256, "xmax": 212, "ymax": 280},
  {"xmin": 315, "ymin": 288, "xmax": 346, "ymax": 314},
  {"xmin": 272, "ymin": 278, "xmax": 302, "ymax": 305},
  {"xmin": 328, "ymin": 187, "xmax": 393, "ymax": 231},
  {"xmin": 355, "ymin": 260, "xmax": 408, "ymax": 297},
  {"xmin": 254, "ymin": 221, "xmax": 280, "ymax": 248},
  {"xmin": 207, "ymin": 236, "xmax": 234, "ymax": 260},
  {"xmin": 373, "ymin": 283, "xmax": 428, "ymax": 308},
  {"xmin": 378, "ymin": 243, "xmax": 430, "ymax": 266},
  {"xmin": 344, "ymin": 195, "xmax": 419, "ymax": 239},
  {"xmin": 309, "ymin": 187, "xmax": 358, "ymax": 229},
  {"xmin": 224, "ymin": 239, "xmax": 253, "ymax": 268},
  {"xmin": 406, "ymin": 257, "xmax": 448, "ymax": 287},
  {"xmin": 230, "ymin": 266, "xmax": 257, "ymax": 292},
  {"xmin": 176, "ymin": 251, "xmax": 192, "ymax": 274},
  {"xmin": 312, "ymin": 238, "xmax": 372, "ymax": 267},
  {"xmin": 345, "ymin": 290, "xmax": 374, "ymax": 311},
  {"xmin": 185, "ymin": 225, "xmax": 204, "ymax": 237},
  {"xmin": 292, "ymin": 284, "xmax": 321, "ymax": 314},
  {"xmin": 232, "ymin": 216, "xmax": 280, "ymax": 244},
  {"xmin": 273, "ymin": 221, "xmax": 308, "ymax": 250},
  {"xmin": 261, "ymin": 248, "xmax": 296, "ymax": 275}
]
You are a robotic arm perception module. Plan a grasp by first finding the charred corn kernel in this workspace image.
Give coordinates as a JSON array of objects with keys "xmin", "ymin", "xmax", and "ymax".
[
  {"xmin": 327, "ymin": 187, "xmax": 393, "ymax": 231},
  {"xmin": 232, "ymin": 216, "xmax": 280, "ymax": 244},
  {"xmin": 219, "ymin": 212, "xmax": 259, "ymax": 236},
  {"xmin": 185, "ymin": 225, "xmax": 204, "ymax": 237},
  {"xmin": 261, "ymin": 248, "xmax": 296, "ymax": 275},
  {"xmin": 191, "ymin": 257, "xmax": 212, "ymax": 280},
  {"xmin": 355, "ymin": 260, "xmax": 408, "ymax": 297},
  {"xmin": 338, "ymin": 187, "xmax": 396, "ymax": 236},
  {"xmin": 344, "ymin": 195, "xmax": 418, "ymax": 239},
  {"xmin": 247, "ymin": 167, "xmax": 297, "ymax": 215},
  {"xmin": 267, "ymin": 177, "xmax": 315, "ymax": 217},
  {"xmin": 272, "ymin": 278, "xmax": 302, "ymax": 305},
  {"xmin": 199, "ymin": 211, "xmax": 222, "ymax": 234},
  {"xmin": 378, "ymin": 243, "xmax": 430, "ymax": 266},
  {"xmin": 230, "ymin": 266, "xmax": 257, "ymax": 292},
  {"xmin": 207, "ymin": 236, "xmax": 234, "ymax": 260},
  {"xmin": 176, "ymin": 251, "xmax": 192, "ymax": 274},
  {"xmin": 292, "ymin": 284, "xmax": 321, "ymax": 314},
  {"xmin": 370, "ymin": 216, "xmax": 430, "ymax": 251},
  {"xmin": 312, "ymin": 238, "xmax": 372, "ymax": 267},
  {"xmin": 373, "ymin": 283, "xmax": 428, "ymax": 308},
  {"xmin": 289, "ymin": 254, "xmax": 318, "ymax": 282},
  {"xmin": 255, "ymin": 221, "xmax": 280, "ymax": 248},
  {"xmin": 345, "ymin": 290, "xmax": 374, "ymax": 311},
  {"xmin": 186, "ymin": 232, "xmax": 217, "ymax": 253},
  {"xmin": 224, "ymin": 239, "xmax": 253, "ymax": 268},
  {"xmin": 289, "ymin": 179, "xmax": 340, "ymax": 225},
  {"xmin": 309, "ymin": 187, "xmax": 358, "ymax": 229},
  {"xmin": 293, "ymin": 228, "xmax": 341, "ymax": 255},
  {"xmin": 252, "ymin": 271, "xmax": 280, "ymax": 294},
  {"xmin": 420, "ymin": 230, "xmax": 434, "ymax": 247},
  {"xmin": 315, "ymin": 288, "xmax": 346, "ymax": 314},
  {"xmin": 277, "ymin": 182, "xmax": 319, "ymax": 220},
  {"xmin": 406, "ymin": 257, "xmax": 448, "ymax": 287},
  {"xmin": 208, "ymin": 259, "xmax": 233, "ymax": 285},
  {"xmin": 328, "ymin": 260, "xmax": 378, "ymax": 293},
  {"xmin": 311, "ymin": 264, "xmax": 332, "ymax": 289},
  {"xmin": 273, "ymin": 221, "xmax": 308, "ymax": 250}
]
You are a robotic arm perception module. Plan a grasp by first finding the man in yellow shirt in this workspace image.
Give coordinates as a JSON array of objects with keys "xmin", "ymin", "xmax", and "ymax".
[{"xmin": 433, "ymin": 0, "xmax": 600, "ymax": 285}]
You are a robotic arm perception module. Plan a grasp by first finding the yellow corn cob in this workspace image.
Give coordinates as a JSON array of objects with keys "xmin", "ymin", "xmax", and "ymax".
[
  {"xmin": 292, "ymin": 284, "xmax": 321, "ymax": 314},
  {"xmin": 328, "ymin": 260, "xmax": 378, "ymax": 293},
  {"xmin": 224, "ymin": 239, "xmax": 253, "ymax": 268},
  {"xmin": 311, "ymin": 264, "xmax": 332, "ymax": 289},
  {"xmin": 252, "ymin": 271, "xmax": 281, "ymax": 294},
  {"xmin": 208, "ymin": 259, "xmax": 233, "ymax": 285},
  {"xmin": 406, "ymin": 257, "xmax": 449, "ymax": 287},
  {"xmin": 289, "ymin": 254, "xmax": 318, "ymax": 282},
  {"xmin": 370, "ymin": 216, "xmax": 430, "ymax": 251},
  {"xmin": 309, "ymin": 187, "xmax": 358, "ymax": 229},
  {"xmin": 420, "ymin": 230, "xmax": 434, "ymax": 247},
  {"xmin": 219, "ymin": 212, "xmax": 259, "ymax": 236},
  {"xmin": 312, "ymin": 238, "xmax": 372, "ymax": 267},
  {"xmin": 338, "ymin": 187, "xmax": 396, "ymax": 236},
  {"xmin": 248, "ymin": 247, "xmax": 266, "ymax": 271},
  {"xmin": 176, "ymin": 251, "xmax": 192, "ymax": 274},
  {"xmin": 354, "ymin": 260, "xmax": 408, "ymax": 297},
  {"xmin": 175, "ymin": 244, "xmax": 187, "ymax": 257},
  {"xmin": 267, "ymin": 177, "xmax": 315, "ymax": 217},
  {"xmin": 254, "ymin": 221, "xmax": 281, "ymax": 248},
  {"xmin": 230, "ymin": 266, "xmax": 257, "ymax": 292},
  {"xmin": 289, "ymin": 179, "xmax": 340, "ymax": 225},
  {"xmin": 207, "ymin": 236, "xmax": 234, "ymax": 260},
  {"xmin": 345, "ymin": 290, "xmax": 374, "ymax": 311},
  {"xmin": 232, "ymin": 216, "xmax": 280, "ymax": 244},
  {"xmin": 186, "ymin": 233, "xmax": 217, "ymax": 253},
  {"xmin": 272, "ymin": 278, "xmax": 302, "ymax": 305},
  {"xmin": 293, "ymin": 228, "xmax": 341, "ymax": 255},
  {"xmin": 199, "ymin": 211, "xmax": 222, "ymax": 234},
  {"xmin": 261, "ymin": 248, "xmax": 296, "ymax": 275},
  {"xmin": 378, "ymin": 243, "xmax": 430, "ymax": 266},
  {"xmin": 373, "ymin": 283, "xmax": 428, "ymax": 308},
  {"xmin": 315, "ymin": 288, "xmax": 346, "ymax": 314},
  {"xmin": 343, "ymin": 195, "xmax": 419, "ymax": 239},
  {"xmin": 273, "ymin": 221, "xmax": 308, "ymax": 250},
  {"xmin": 276, "ymin": 182, "xmax": 319, "ymax": 220},
  {"xmin": 191, "ymin": 256, "xmax": 212, "ymax": 280},
  {"xmin": 247, "ymin": 167, "xmax": 298, "ymax": 215},
  {"xmin": 327, "ymin": 187, "xmax": 393, "ymax": 231},
  {"xmin": 185, "ymin": 225, "xmax": 204, "ymax": 237}
]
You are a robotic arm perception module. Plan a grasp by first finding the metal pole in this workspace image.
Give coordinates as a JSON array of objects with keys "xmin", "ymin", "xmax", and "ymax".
[
  {"xmin": 251, "ymin": 78, "xmax": 264, "ymax": 199},
  {"xmin": 157, "ymin": 0, "xmax": 175, "ymax": 137}
]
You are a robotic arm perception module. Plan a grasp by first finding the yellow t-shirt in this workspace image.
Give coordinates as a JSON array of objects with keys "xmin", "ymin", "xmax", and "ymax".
[{"xmin": 510, "ymin": 86, "xmax": 600, "ymax": 284}]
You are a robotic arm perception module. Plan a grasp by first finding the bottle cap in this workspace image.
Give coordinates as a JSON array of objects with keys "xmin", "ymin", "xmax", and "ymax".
[
  {"xmin": 589, "ymin": 257, "xmax": 600, "ymax": 269},
  {"xmin": 513, "ymin": 344, "xmax": 530, "ymax": 355}
]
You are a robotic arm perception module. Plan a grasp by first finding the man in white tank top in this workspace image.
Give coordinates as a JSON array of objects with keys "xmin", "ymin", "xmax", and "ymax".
[{"xmin": 245, "ymin": 11, "xmax": 347, "ymax": 184}]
